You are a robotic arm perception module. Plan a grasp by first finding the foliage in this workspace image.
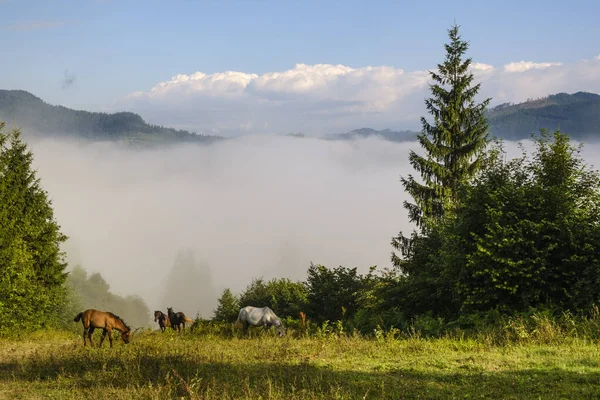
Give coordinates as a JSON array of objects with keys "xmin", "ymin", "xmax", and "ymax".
[
  {"xmin": 451, "ymin": 129, "xmax": 600, "ymax": 314},
  {"xmin": 0, "ymin": 124, "xmax": 69, "ymax": 334},
  {"xmin": 212, "ymin": 288, "xmax": 240, "ymax": 322},
  {"xmin": 384, "ymin": 129, "xmax": 600, "ymax": 322},
  {"xmin": 238, "ymin": 277, "xmax": 308, "ymax": 319},
  {"xmin": 305, "ymin": 263, "xmax": 366, "ymax": 326},
  {"xmin": 387, "ymin": 24, "xmax": 491, "ymax": 322},
  {"xmin": 397, "ymin": 23, "xmax": 491, "ymax": 231},
  {"xmin": 67, "ymin": 265, "xmax": 151, "ymax": 328}
]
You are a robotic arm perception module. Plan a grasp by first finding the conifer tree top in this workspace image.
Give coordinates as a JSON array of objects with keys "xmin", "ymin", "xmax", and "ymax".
[{"xmin": 401, "ymin": 23, "xmax": 491, "ymax": 229}]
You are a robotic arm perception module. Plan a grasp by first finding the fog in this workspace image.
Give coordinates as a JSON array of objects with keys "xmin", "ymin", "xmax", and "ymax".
[{"xmin": 26, "ymin": 134, "xmax": 600, "ymax": 319}]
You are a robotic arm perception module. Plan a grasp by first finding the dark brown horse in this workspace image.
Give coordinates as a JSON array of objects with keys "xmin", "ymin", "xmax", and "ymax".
[
  {"xmin": 73, "ymin": 309, "xmax": 131, "ymax": 348},
  {"xmin": 153, "ymin": 310, "xmax": 171, "ymax": 332},
  {"xmin": 167, "ymin": 307, "xmax": 194, "ymax": 333}
]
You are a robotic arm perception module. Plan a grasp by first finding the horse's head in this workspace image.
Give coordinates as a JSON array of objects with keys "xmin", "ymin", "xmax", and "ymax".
[
  {"xmin": 167, "ymin": 307, "xmax": 174, "ymax": 316},
  {"xmin": 275, "ymin": 319, "xmax": 286, "ymax": 337},
  {"xmin": 121, "ymin": 329, "xmax": 131, "ymax": 344},
  {"xmin": 153, "ymin": 310, "xmax": 162, "ymax": 322}
]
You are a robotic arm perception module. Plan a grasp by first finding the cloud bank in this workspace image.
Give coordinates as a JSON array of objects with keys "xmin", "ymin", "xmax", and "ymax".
[
  {"xmin": 29, "ymin": 135, "xmax": 414, "ymax": 319},
  {"xmin": 117, "ymin": 56, "xmax": 600, "ymax": 136}
]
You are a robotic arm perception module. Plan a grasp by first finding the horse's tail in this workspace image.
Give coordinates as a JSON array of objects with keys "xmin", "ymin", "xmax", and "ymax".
[
  {"xmin": 234, "ymin": 308, "xmax": 244, "ymax": 329},
  {"xmin": 73, "ymin": 312, "xmax": 83, "ymax": 322},
  {"xmin": 184, "ymin": 317, "xmax": 193, "ymax": 323}
]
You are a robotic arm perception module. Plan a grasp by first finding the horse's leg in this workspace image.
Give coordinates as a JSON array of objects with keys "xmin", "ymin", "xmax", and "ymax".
[
  {"xmin": 99, "ymin": 328, "xmax": 107, "ymax": 348},
  {"xmin": 82, "ymin": 326, "xmax": 88, "ymax": 346},
  {"xmin": 107, "ymin": 329, "xmax": 113, "ymax": 348},
  {"xmin": 88, "ymin": 327, "xmax": 95, "ymax": 348}
]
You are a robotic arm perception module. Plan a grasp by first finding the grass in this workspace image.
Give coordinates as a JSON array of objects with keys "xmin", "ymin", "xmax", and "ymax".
[{"xmin": 0, "ymin": 326, "xmax": 599, "ymax": 399}]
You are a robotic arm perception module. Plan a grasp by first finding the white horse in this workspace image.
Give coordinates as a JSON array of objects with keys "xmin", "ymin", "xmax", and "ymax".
[{"xmin": 235, "ymin": 306, "xmax": 285, "ymax": 337}]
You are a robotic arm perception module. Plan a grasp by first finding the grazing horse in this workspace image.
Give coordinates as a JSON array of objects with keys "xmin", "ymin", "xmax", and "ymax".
[
  {"xmin": 167, "ymin": 307, "xmax": 194, "ymax": 333},
  {"xmin": 235, "ymin": 306, "xmax": 285, "ymax": 337},
  {"xmin": 73, "ymin": 309, "xmax": 131, "ymax": 348},
  {"xmin": 153, "ymin": 310, "xmax": 171, "ymax": 332}
]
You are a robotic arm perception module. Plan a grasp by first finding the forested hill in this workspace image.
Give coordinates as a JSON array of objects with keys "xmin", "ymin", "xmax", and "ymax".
[
  {"xmin": 325, "ymin": 92, "xmax": 600, "ymax": 143},
  {"xmin": 0, "ymin": 90, "xmax": 222, "ymax": 146},
  {"xmin": 3, "ymin": 89, "xmax": 599, "ymax": 145},
  {"xmin": 486, "ymin": 91, "xmax": 600, "ymax": 140}
]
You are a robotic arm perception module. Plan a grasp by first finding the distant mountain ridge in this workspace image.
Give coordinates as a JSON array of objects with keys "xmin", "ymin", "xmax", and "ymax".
[
  {"xmin": 1, "ymin": 89, "xmax": 599, "ymax": 146},
  {"xmin": 325, "ymin": 92, "xmax": 600, "ymax": 143},
  {"xmin": 486, "ymin": 91, "xmax": 600, "ymax": 140},
  {"xmin": 0, "ymin": 90, "xmax": 222, "ymax": 146}
]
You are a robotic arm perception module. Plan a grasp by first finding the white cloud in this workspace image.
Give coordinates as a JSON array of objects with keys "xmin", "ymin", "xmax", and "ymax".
[
  {"xmin": 503, "ymin": 61, "xmax": 562, "ymax": 73},
  {"xmin": 471, "ymin": 62, "xmax": 495, "ymax": 72},
  {"xmin": 117, "ymin": 56, "xmax": 600, "ymax": 136}
]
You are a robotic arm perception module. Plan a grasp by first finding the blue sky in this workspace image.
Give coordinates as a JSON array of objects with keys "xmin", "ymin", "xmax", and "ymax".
[{"xmin": 1, "ymin": 0, "xmax": 600, "ymax": 135}]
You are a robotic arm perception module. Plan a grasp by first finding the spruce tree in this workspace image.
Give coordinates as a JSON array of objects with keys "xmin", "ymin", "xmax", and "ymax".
[
  {"xmin": 213, "ymin": 288, "xmax": 240, "ymax": 322},
  {"xmin": 0, "ymin": 124, "xmax": 69, "ymax": 332},
  {"xmin": 392, "ymin": 23, "xmax": 491, "ymax": 265}
]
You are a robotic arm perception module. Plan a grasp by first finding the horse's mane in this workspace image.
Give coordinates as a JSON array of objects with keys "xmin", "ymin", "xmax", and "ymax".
[{"xmin": 108, "ymin": 311, "xmax": 131, "ymax": 331}]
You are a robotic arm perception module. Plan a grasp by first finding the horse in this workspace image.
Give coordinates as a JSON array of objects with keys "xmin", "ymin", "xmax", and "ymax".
[
  {"xmin": 153, "ymin": 310, "xmax": 171, "ymax": 332},
  {"xmin": 167, "ymin": 307, "xmax": 193, "ymax": 333},
  {"xmin": 73, "ymin": 309, "xmax": 131, "ymax": 348},
  {"xmin": 235, "ymin": 306, "xmax": 285, "ymax": 337}
]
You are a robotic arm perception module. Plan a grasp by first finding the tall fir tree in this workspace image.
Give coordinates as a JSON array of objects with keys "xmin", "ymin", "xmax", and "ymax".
[
  {"xmin": 392, "ymin": 24, "xmax": 491, "ymax": 267},
  {"xmin": 0, "ymin": 124, "xmax": 69, "ymax": 332},
  {"xmin": 161, "ymin": 248, "xmax": 217, "ymax": 319}
]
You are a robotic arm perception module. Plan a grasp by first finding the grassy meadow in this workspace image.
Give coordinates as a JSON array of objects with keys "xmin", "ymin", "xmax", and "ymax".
[{"xmin": 0, "ymin": 320, "xmax": 599, "ymax": 399}]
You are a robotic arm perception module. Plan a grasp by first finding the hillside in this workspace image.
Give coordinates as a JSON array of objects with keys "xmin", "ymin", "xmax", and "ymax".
[
  {"xmin": 325, "ymin": 92, "xmax": 600, "ymax": 143},
  {"xmin": 486, "ymin": 92, "xmax": 600, "ymax": 140},
  {"xmin": 0, "ymin": 90, "xmax": 222, "ymax": 146},
  {"xmin": 3, "ymin": 89, "xmax": 599, "ymax": 146}
]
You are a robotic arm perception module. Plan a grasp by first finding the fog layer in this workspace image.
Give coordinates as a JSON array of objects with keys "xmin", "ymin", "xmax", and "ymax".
[
  {"xmin": 28, "ymin": 135, "xmax": 412, "ymax": 317},
  {"xmin": 27, "ymin": 135, "xmax": 599, "ymax": 319}
]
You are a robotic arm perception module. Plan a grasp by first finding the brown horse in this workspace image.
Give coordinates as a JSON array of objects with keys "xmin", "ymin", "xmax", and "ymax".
[
  {"xmin": 73, "ymin": 309, "xmax": 131, "ymax": 348},
  {"xmin": 153, "ymin": 310, "xmax": 171, "ymax": 332},
  {"xmin": 167, "ymin": 307, "xmax": 194, "ymax": 333}
]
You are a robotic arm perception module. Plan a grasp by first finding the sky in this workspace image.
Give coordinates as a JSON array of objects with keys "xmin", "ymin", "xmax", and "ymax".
[{"xmin": 1, "ymin": 0, "xmax": 600, "ymax": 136}]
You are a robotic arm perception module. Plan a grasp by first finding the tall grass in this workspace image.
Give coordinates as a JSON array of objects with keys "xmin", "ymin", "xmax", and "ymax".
[{"xmin": 0, "ymin": 309, "xmax": 599, "ymax": 398}]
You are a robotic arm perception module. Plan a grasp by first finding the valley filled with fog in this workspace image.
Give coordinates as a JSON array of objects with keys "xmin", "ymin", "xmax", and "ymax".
[{"xmin": 26, "ymin": 134, "xmax": 600, "ymax": 319}]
